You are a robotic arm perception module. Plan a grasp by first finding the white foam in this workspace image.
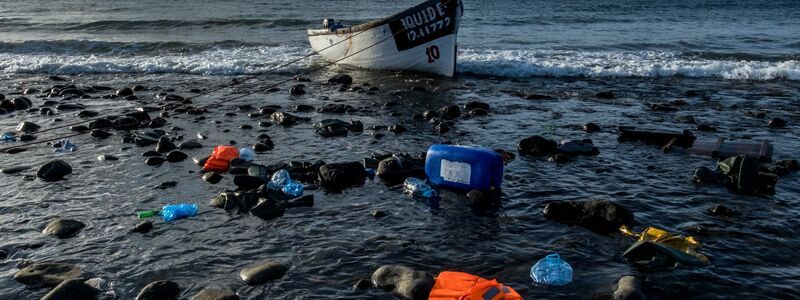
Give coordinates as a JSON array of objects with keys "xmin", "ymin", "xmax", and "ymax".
[{"xmin": 457, "ymin": 48, "xmax": 800, "ymax": 80}]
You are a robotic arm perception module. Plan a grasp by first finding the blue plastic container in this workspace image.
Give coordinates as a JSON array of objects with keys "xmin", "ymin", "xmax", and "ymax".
[
  {"xmin": 530, "ymin": 253, "xmax": 573, "ymax": 286},
  {"xmin": 425, "ymin": 144, "xmax": 503, "ymax": 192}
]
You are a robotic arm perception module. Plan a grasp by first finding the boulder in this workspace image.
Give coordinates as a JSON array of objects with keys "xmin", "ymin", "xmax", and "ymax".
[
  {"xmin": 543, "ymin": 200, "xmax": 634, "ymax": 234},
  {"xmin": 613, "ymin": 276, "xmax": 645, "ymax": 300},
  {"xmin": 239, "ymin": 261, "xmax": 288, "ymax": 285},
  {"xmin": 314, "ymin": 119, "xmax": 350, "ymax": 137},
  {"xmin": 376, "ymin": 156, "xmax": 425, "ymax": 186},
  {"xmin": 518, "ymin": 135, "xmax": 558, "ymax": 156},
  {"xmin": 41, "ymin": 278, "xmax": 99, "ymax": 300},
  {"xmin": 116, "ymin": 87, "xmax": 133, "ymax": 97},
  {"xmin": 42, "ymin": 218, "xmax": 85, "ymax": 238},
  {"xmin": 318, "ymin": 162, "xmax": 367, "ymax": 191},
  {"xmin": 191, "ymin": 287, "xmax": 239, "ymax": 300},
  {"xmin": 14, "ymin": 263, "xmax": 83, "ymax": 287},
  {"xmin": 371, "ymin": 265, "xmax": 434, "ymax": 300},
  {"xmin": 146, "ymin": 157, "xmax": 166, "ymax": 166},
  {"xmin": 135, "ymin": 280, "xmax": 181, "ymax": 300},
  {"xmin": 37, "ymin": 160, "xmax": 72, "ymax": 181}
]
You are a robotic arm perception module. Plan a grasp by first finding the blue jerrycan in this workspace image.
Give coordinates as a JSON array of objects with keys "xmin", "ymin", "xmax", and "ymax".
[{"xmin": 425, "ymin": 144, "xmax": 503, "ymax": 192}]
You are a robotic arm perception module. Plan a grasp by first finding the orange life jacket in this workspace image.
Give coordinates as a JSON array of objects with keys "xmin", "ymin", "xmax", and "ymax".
[
  {"xmin": 202, "ymin": 145, "xmax": 239, "ymax": 173},
  {"xmin": 429, "ymin": 271, "xmax": 523, "ymax": 300}
]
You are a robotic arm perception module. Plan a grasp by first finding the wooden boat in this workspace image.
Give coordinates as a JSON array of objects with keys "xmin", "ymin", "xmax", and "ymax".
[{"xmin": 308, "ymin": 0, "xmax": 464, "ymax": 77}]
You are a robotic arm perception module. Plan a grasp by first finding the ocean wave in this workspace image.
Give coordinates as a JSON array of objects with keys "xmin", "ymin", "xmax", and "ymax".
[
  {"xmin": 457, "ymin": 48, "xmax": 800, "ymax": 80},
  {"xmin": 61, "ymin": 18, "xmax": 316, "ymax": 31},
  {"xmin": 0, "ymin": 40, "xmax": 270, "ymax": 56}
]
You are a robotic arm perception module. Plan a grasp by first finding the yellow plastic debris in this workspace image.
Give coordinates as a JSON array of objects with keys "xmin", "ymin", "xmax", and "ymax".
[{"xmin": 620, "ymin": 225, "xmax": 710, "ymax": 264}]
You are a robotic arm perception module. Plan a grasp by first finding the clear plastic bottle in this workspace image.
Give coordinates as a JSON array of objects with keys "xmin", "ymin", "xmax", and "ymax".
[
  {"xmin": 0, "ymin": 132, "xmax": 16, "ymax": 142},
  {"xmin": 239, "ymin": 147, "xmax": 255, "ymax": 161},
  {"xmin": 530, "ymin": 253, "xmax": 573, "ymax": 286},
  {"xmin": 160, "ymin": 204, "xmax": 198, "ymax": 222},
  {"xmin": 403, "ymin": 177, "xmax": 438, "ymax": 199},
  {"xmin": 282, "ymin": 180, "xmax": 304, "ymax": 197},
  {"xmin": 268, "ymin": 170, "xmax": 291, "ymax": 190}
]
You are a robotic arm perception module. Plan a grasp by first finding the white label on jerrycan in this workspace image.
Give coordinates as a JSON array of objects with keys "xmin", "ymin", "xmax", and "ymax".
[{"xmin": 440, "ymin": 159, "xmax": 471, "ymax": 185}]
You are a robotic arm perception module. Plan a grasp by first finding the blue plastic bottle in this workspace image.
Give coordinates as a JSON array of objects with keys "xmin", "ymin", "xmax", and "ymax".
[
  {"xmin": 425, "ymin": 144, "xmax": 504, "ymax": 192},
  {"xmin": 530, "ymin": 253, "xmax": 573, "ymax": 286},
  {"xmin": 160, "ymin": 204, "xmax": 198, "ymax": 222}
]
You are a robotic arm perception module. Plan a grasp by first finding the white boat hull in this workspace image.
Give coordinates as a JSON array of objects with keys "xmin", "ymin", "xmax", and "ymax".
[{"xmin": 308, "ymin": 0, "xmax": 462, "ymax": 77}]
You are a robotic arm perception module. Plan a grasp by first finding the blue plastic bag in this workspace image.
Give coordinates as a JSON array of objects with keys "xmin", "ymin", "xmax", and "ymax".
[
  {"xmin": 160, "ymin": 204, "xmax": 198, "ymax": 222},
  {"xmin": 531, "ymin": 253, "xmax": 573, "ymax": 286},
  {"xmin": 281, "ymin": 180, "xmax": 304, "ymax": 197}
]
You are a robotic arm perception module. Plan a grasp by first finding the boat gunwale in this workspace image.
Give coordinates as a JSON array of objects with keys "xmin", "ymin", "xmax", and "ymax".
[{"xmin": 307, "ymin": 0, "xmax": 455, "ymax": 37}]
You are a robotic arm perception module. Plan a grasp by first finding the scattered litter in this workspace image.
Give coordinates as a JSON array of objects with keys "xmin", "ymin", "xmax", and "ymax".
[
  {"xmin": 620, "ymin": 225, "xmax": 710, "ymax": 269},
  {"xmin": 530, "ymin": 253, "xmax": 573, "ymax": 286},
  {"xmin": 425, "ymin": 144, "xmax": 503, "ymax": 192}
]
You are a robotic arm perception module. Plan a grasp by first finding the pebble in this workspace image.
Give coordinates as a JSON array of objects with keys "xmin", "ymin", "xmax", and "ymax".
[
  {"xmin": 239, "ymin": 260, "xmax": 289, "ymax": 285},
  {"xmin": 769, "ymin": 117, "xmax": 786, "ymax": 128},
  {"xmin": 131, "ymin": 220, "xmax": 154, "ymax": 233},
  {"xmin": 371, "ymin": 210, "xmax": 387, "ymax": 218},
  {"xmin": 41, "ymin": 279, "xmax": 99, "ymax": 300},
  {"xmin": 202, "ymin": 172, "xmax": 223, "ymax": 184},
  {"xmin": 97, "ymin": 155, "xmax": 119, "ymax": 161},
  {"xmin": 178, "ymin": 140, "xmax": 203, "ymax": 150},
  {"xmin": 191, "ymin": 287, "xmax": 239, "ymax": 300},
  {"xmin": 145, "ymin": 157, "xmax": 166, "ymax": 166},
  {"xmin": 583, "ymin": 122, "xmax": 601, "ymax": 133},
  {"xmin": 37, "ymin": 159, "xmax": 73, "ymax": 181},
  {"xmin": 156, "ymin": 136, "xmax": 177, "ymax": 153},
  {"xmin": 42, "ymin": 218, "xmax": 85, "ymax": 239},
  {"xmin": 1, "ymin": 166, "xmax": 29, "ymax": 174},
  {"xmin": 116, "ymin": 87, "xmax": 133, "ymax": 97},
  {"xmin": 166, "ymin": 150, "xmax": 188, "ymax": 163},
  {"xmin": 13, "ymin": 263, "xmax": 83, "ymax": 287},
  {"xmin": 16, "ymin": 121, "xmax": 40, "ymax": 132},
  {"xmin": 135, "ymin": 280, "xmax": 181, "ymax": 300}
]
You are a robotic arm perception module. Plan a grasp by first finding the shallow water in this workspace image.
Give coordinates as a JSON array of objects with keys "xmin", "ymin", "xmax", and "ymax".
[{"xmin": 0, "ymin": 68, "xmax": 798, "ymax": 299}]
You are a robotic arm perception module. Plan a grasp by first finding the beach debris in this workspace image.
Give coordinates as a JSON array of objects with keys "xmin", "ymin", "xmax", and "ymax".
[
  {"xmin": 620, "ymin": 225, "xmax": 710, "ymax": 269},
  {"xmin": 543, "ymin": 200, "xmax": 634, "ymax": 234}
]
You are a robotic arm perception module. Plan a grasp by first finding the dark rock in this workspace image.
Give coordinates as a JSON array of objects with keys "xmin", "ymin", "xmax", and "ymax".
[
  {"xmin": 70, "ymin": 125, "xmax": 90, "ymax": 132},
  {"xmin": 116, "ymin": 88, "xmax": 133, "ymax": 97},
  {"xmin": 19, "ymin": 134, "xmax": 36, "ymax": 141},
  {"xmin": 112, "ymin": 117, "xmax": 141, "ymax": 130},
  {"xmin": 518, "ymin": 135, "xmax": 558, "ymax": 156},
  {"xmin": 469, "ymin": 108, "xmax": 489, "ymax": 116},
  {"xmin": 315, "ymin": 119, "xmax": 350, "ymax": 137},
  {"xmin": 596, "ymin": 91, "xmax": 615, "ymax": 99},
  {"xmin": 14, "ymin": 263, "xmax": 83, "ymax": 287},
  {"xmin": 23, "ymin": 88, "xmax": 40, "ymax": 95},
  {"xmin": 376, "ymin": 156, "xmax": 425, "ymax": 186},
  {"xmin": 548, "ymin": 153, "xmax": 573, "ymax": 163},
  {"xmin": 178, "ymin": 140, "xmax": 203, "ymax": 150},
  {"xmin": 371, "ymin": 210, "xmax": 387, "ymax": 218},
  {"xmin": 146, "ymin": 157, "xmax": 166, "ymax": 166},
  {"xmin": 650, "ymin": 103, "xmax": 679, "ymax": 111},
  {"xmin": 317, "ymin": 103, "xmax": 354, "ymax": 113},
  {"xmin": 692, "ymin": 166, "xmax": 726, "ymax": 184},
  {"xmin": 348, "ymin": 120, "xmax": 364, "ymax": 132},
  {"xmin": 583, "ymin": 123, "xmax": 601, "ymax": 133},
  {"xmin": 154, "ymin": 181, "xmax": 178, "ymax": 190},
  {"xmin": 613, "ymin": 276, "xmax": 644, "ymax": 300},
  {"xmin": 435, "ymin": 123, "xmax": 449, "ymax": 134},
  {"xmin": 2, "ymin": 166, "xmax": 30, "ymax": 174},
  {"xmin": 37, "ymin": 160, "xmax": 72, "ymax": 181},
  {"xmin": 371, "ymin": 265, "xmax": 434, "ymax": 300},
  {"xmin": 40, "ymin": 107, "xmax": 55, "ymax": 116},
  {"xmin": 42, "ymin": 218, "xmax": 85, "ymax": 239},
  {"xmin": 41, "ymin": 279, "xmax": 98, "ymax": 300},
  {"xmin": 131, "ymin": 221, "xmax": 153, "ymax": 233},
  {"xmin": 353, "ymin": 278, "xmax": 372, "ymax": 290},
  {"xmin": 525, "ymin": 93, "xmax": 552, "ymax": 100},
  {"xmin": 437, "ymin": 105, "xmax": 461, "ymax": 119},
  {"xmin": 543, "ymin": 200, "xmax": 634, "ymax": 234},
  {"xmin": 250, "ymin": 199, "xmax": 285, "ymax": 220},
  {"xmin": 318, "ymin": 162, "xmax": 367, "ymax": 191},
  {"xmin": 135, "ymin": 280, "xmax": 181, "ymax": 300},
  {"xmin": 156, "ymin": 136, "xmax": 176, "ymax": 153},
  {"xmin": 88, "ymin": 118, "xmax": 113, "ymax": 129},
  {"xmin": 12, "ymin": 97, "xmax": 32, "ymax": 110},
  {"xmin": 16, "ymin": 121, "xmax": 40, "ymax": 132},
  {"xmin": 422, "ymin": 110, "xmax": 438, "ymax": 121},
  {"xmin": 97, "ymin": 154, "xmax": 118, "ymax": 161},
  {"xmin": 769, "ymin": 118, "xmax": 786, "ymax": 128},
  {"xmin": 282, "ymin": 195, "xmax": 314, "ymax": 208},
  {"xmin": 202, "ymin": 172, "xmax": 223, "ymax": 184},
  {"xmin": 148, "ymin": 117, "xmax": 167, "ymax": 128},
  {"xmin": 411, "ymin": 86, "xmax": 426, "ymax": 92},
  {"xmin": 696, "ymin": 124, "xmax": 716, "ymax": 131},
  {"xmin": 239, "ymin": 124, "xmax": 252, "ymax": 130},
  {"xmin": 76, "ymin": 110, "xmax": 99, "ymax": 118},
  {"xmin": 292, "ymin": 104, "xmax": 315, "ymax": 112},
  {"xmin": 259, "ymin": 106, "xmax": 278, "ymax": 115},
  {"xmin": 558, "ymin": 139, "xmax": 600, "ymax": 156},
  {"xmin": 328, "ymin": 74, "xmax": 353, "ymax": 85},
  {"xmin": 56, "ymin": 103, "xmax": 86, "ymax": 110},
  {"xmin": 142, "ymin": 150, "xmax": 161, "ymax": 157},
  {"xmin": 193, "ymin": 156, "xmax": 210, "ymax": 167},
  {"xmin": 464, "ymin": 101, "xmax": 490, "ymax": 111},
  {"xmin": 239, "ymin": 260, "xmax": 289, "ymax": 285},
  {"xmin": 133, "ymin": 85, "xmax": 146, "ymax": 91},
  {"xmin": 90, "ymin": 130, "xmax": 112, "ymax": 139},
  {"xmin": 166, "ymin": 150, "xmax": 188, "ymax": 162},
  {"xmin": 289, "ymin": 85, "xmax": 305, "ymax": 96},
  {"xmin": 191, "ymin": 287, "xmax": 239, "ymax": 300},
  {"xmin": 253, "ymin": 142, "xmax": 273, "ymax": 152},
  {"xmin": 270, "ymin": 112, "xmax": 304, "ymax": 126},
  {"xmin": 6, "ymin": 148, "xmax": 27, "ymax": 154},
  {"xmin": 388, "ymin": 125, "xmax": 407, "ymax": 134}
]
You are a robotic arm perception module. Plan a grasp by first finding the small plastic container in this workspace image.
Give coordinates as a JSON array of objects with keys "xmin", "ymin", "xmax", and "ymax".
[
  {"xmin": 688, "ymin": 138, "xmax": 773, "ymax": 162},
  {"xmin": 160, "ymin": 204, "xmax": 198, "ymax": 222},
  {"xmin": 403, "ymin": 177, "xmax": 438, "ymax": 199},
  {"xmin": 531, "ymin": 253, "xmax": 573, "ymax": 286},
  {"xmin": 425, "ymin": 144, "xmax": 504, "ymax": 192}
]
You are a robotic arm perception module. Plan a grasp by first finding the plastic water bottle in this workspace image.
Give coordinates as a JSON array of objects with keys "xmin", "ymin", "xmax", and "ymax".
[
  {"xmin": 268, "ymin": 170, "xmax": 291, "ymax": 190},
  {"xmin": 531, "ymin": 253, "xmax": 573, "ymax": 286},
  {"xmin": 403, "ymin": 177, "xmax": 438, "ymax": 199},
  {"xmin": 53, "ymin": 139, "xmax": 78, "ymax": 153},
  {"xmin": 0, "ymin": 132, "xmax": 16, "ymax": 142},
  {"xmin": 282, "ymin": 180, "xmax": 304, "ymax": 197},
  {"xmin": 160, "ymin": 204, "xmax": 198, "ymax": 222},
  {"xmin": 239, "ymin": 147, "xmax": 255, "ymax": 161}
]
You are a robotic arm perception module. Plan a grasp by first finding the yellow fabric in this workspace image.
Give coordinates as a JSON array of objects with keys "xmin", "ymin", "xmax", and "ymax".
[{"xmin": 619, "ymin": 225, "xmax": 710, "ymax": 264}]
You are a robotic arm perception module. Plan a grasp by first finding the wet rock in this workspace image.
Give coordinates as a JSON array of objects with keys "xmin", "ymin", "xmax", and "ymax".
[
  {"xmin": 318, "ymin": 103, "xmax": 354, "ymax": 113},
  {"xmin": 596, "ymin": 91, "xmax": 615, "ymax": 99},
  {"xmin": 97, "ymin": 154, "xmax": 118, "ymax": 161},
  {"xmin": 318, "ymin": 162, "xmax": 367, "ymax": 191},
  {"xmin": 178, "ymin": 140, "xmax": 203, "ymax": 150},
  {"xmin": 76, "ymin": 110, "xmax": 99, "ymax": 118},
  {"xmin": 469, "ymin": 108, "xmax": 489, "ymax": 116},
  {"xmin": 422, "ymin": 110, "xmax": 438, "ymax": 121},
  {"xmin": 328, "ymin": 74, "xmax": 353, "ymax": 85},
  {"xmin": 191, "ymin": 287, "xmax": 239, "ymax": 300},
  {"xmin": 253, "ymin": 142, "xmax": 273, "ymax": 152},
  {"xmin": 194, "ymin": 156, "xmax": 210, "ymax": 167},
  {"xmin": 2, "ymin": 166, "xmax": 30, "ymax": 174},
  {"xmin": 707, "ymin": 204, "xmax": 735, "ymax": 217},
  {"xmin": 371, "ymin": 265, "xmax": 434, "ymax": 300},
  {"xmin": 43, "ymin": 218, "xmax": 85, "ymax": 239},
  {"xmin": 769, "ymin": 117, "xmax": 786, "ymax": 128},
  {"xmin": 348, "ymin": 120, "xmax": 364, "ymax": 132},
  {"xmin": 649, "ymin": 103, "xmax": 679, "ymax": 111},
  {"xmin": 583, "ymin": 122, "xmax": 601, "ymax": 133},
  {"xmin": 769, "ymin": 159, "xmax": 800, "ymax": 176},
  {"xmin": 40, "ymin": 107, "xmax": 55, "ymax": 116},
  {"xmin": 6, "ymin": 148, "xmax": 27, "ymax": 154},
  {"xmin": 135, "ymin": 280, "xmax": 181, "ymax": 300},
  {"xmin": 154, "ymin": 181, "xmax": 178, "ymax": 190},
  {"xmin": 250, "ymin": 199, "xmax": 285, "ymax": 220},
  {"xmin": 240, "ymin": 260, "xmax": 288, "ymax": 285},
  {"xmin": 437, "ymin": 105, "xmax": 461, "ymax": 119},
  {"xmin": 23, "ymin": 88, "xmax": 40, "ymax": 95},
  {"xmin": 282, "ymin": 195, "xmax": 314, "ymax": 208},
  {"xmin": 56, "ymin": 103, "xmax": 86, "ymax": 110},
  {"xmin": 88, "ymin": 118, "xmax": 113, "ymax": 129},
  {"xmin": 558, "ymin": 139, "xmax": 600, "ymax": 156},
  {"xmin": 388, "ymin": 124, "xmax": 407, "ymax": 134},
  {"xmin": 37, "ymin": 160, "xmax": 72, "ymax": 181},
  {"xmin": 435, "ymin": 123, "xmax": 449, "ymax": 134},
  {"xmin": 371, "ymin": 210, "xmax": 387, "ymax": 218},
  {"xmin": 146, "ymin": 157, "xmax": 166, "ymax": 166},
  {"xmin": 353, "ymin": 278, "xmax": 372, "ymax": 290},
  {"xmin": 112, "ymin": 116, "xmax": 141, "ymax": 130},
  {"xmin": 239, "ymin": 124, "xmax": 252, "ymax": 130},
  {"xmin": 70, "ymin": 125, "xmax": 90, "ymax": 132},
  {"xmin": 376, "ymin": 156, "xmax": 425, "ymax": 186},
  {"xmin": 692, "ymin": 166, "xmax": 726, "ymax": 184},
  {"xmin": 142, "ymin": 150, "xmax": 161, "ymax": 157},
  {"xmin": 518, "ymin": 135, "xmax": 558, "ymax": 156},
  {"xmin": 696, "ymin": 124, "xmax": 716, "ymax": 131},
  {"xmin": 148, "ymin": 117, "xmax": 167, "ymax": 128},
  {"xmin": 19, "ymin": 134, "xmax": 36, "ymax": 141},
  {"xmin": 16, "ymin": 121, "xmax": 40, "ymax": 132},
  {"xmin": 676, "ymin": 115, "xmax": 696, "ymax": 124},
  {"xmin": 548, "ymin": 153, "xmax": 573, "ymax": 163},
  {"xmin": 270, "ymin": 111, "xmax": 305, "ymax": 126},
  {"xmin": 165, "ymin": 150, "xmax": 188, "ymax": 163},
  {"xmin": 90, "ymin": 129, "xmax": 112, "ymax": 139},
  {"xmin": 289, "ymin": 85, "xmax": 305, "ymax": 95},
  {"xmin": 12, "ymin": 97, "xmax": 32, "ymax": 110},
  {"xmin": 292, "ymin": 104, "xmax": 315, "ymax": 112},
  {"xmin": 315, "ymin": 119, "xmax": 349, "ymax": 137},
  {"xmin": 131, "ymin": 220, "xmax": 153, "ymax": 233},
  {"xmin": 202, "ymin": 172, "xmax": 223, "ymax": 184},
  {"xmin": 116, "ymin": 87, "xmax": 133, "ymax": 97},
  {"xmin": 41, "ymin": 278, "xmax": 98, "ymax": 300},
  {"xmin": 613, "ymin": 276, "xmax": 645, "ymax": 300},
  {"xmin": 543, "ymin": 200, "xmax": 634, "ymax": 234},
  {"xmin": 525, "ymin": 93, "xmax": 552, "ymax": 100},
  {"xmin": 464, "ymin": 101, "xmax": 490, "ymax": 111},
  {"xmin": 156, "ymin": 137, "xmax": 177, "ymax": 153},
  {"xmin": 14, "ymin": 263, "xmax": 83, "ymax": 287},
  {"xmin": 411, "ymin": 86, "xmax": 426, "ymax": 92}
]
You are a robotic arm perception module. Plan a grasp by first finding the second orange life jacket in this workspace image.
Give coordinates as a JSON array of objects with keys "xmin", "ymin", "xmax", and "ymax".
[
  {"xmin": 429, "ymin": 271, "xmax": 523, "ymax": 300},
  {"xmin": 202, "ymin": 145, "xmax": 239, "ymax": 173}
]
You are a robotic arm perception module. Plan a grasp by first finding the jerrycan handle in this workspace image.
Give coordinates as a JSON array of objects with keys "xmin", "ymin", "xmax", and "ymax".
[{"xmin": 546, "ymin": 253, "xmax": 561, "ymax": 261}]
